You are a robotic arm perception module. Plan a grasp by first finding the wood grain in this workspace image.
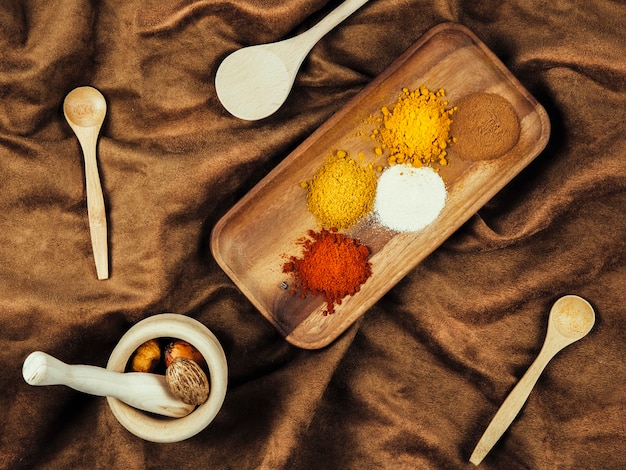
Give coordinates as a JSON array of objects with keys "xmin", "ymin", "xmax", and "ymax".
[{"xmin": 211, "ymin": 23, "xmax": 550, "ymax": 349}]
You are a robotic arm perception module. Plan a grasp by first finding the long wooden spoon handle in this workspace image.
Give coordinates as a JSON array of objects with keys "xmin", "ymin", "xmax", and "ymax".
[
  {"xmin": 23, "ymin": 351, "xmax": 194, "ymax": 418},
  {"xmin": 297, "ymin": 0, "xmax": 370, "ymax": 48},
  {"xmin": 470, "ymin": 349, "xmax": 554, "ymax": 465},
  {"xmin": 79, "ymin": 129, "xmax": 109, "ymax": 280}
]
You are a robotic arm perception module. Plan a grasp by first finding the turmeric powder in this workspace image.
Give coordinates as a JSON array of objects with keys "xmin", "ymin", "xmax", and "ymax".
[
  {"xmin": 372, "ymin": 86, "xmax": 455, "ymax": 167},
  {"xmin": 302, "ymin": 150, "xmax": 378, "ymax": 229}
]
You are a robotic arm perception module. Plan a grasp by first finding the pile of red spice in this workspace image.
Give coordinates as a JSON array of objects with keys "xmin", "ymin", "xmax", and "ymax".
[{"xmin": 282, "ymin": 228, "xmax": 372, "ymax": 315}]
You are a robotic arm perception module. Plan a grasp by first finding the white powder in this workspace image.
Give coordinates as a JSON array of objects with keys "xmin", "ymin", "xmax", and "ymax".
[{"xmin": 374, "ymin": 165, "xmax": 447, "ymax": 232}]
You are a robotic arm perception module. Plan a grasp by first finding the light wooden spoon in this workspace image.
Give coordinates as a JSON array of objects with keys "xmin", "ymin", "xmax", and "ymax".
[
  {"xmin": 23, "ymin": 351, "xmax": 195, "ymax": 418},
  {"xmin": 215, "ymin": 0, "xmax": 370, "ymax": 120},
  {"xmin": 470, "ymin": 295, "xmax": 595, "ymax": 465},
  {"xmin": 63, "ymin": 86, "xmax": 109, "ymax": 280}
]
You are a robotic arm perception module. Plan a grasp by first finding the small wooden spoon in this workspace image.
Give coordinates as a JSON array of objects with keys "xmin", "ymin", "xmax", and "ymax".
[
  {"xmin": 63, "ymin": 86, "xmax": 109, "ymax": 280},
  {"xmin": 23, "ymin": 351, "xmax": 195, "ymax": 418},
  {"xmin": 215, "ymin": 0, "xmax": 370, "ymax": 120},
  {"xmin": 470, "ymin": 295, "xmax": 595, "ymax": 465}
]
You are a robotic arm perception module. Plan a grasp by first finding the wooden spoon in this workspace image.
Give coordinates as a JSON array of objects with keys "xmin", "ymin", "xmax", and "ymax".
[
  {"xmin": 215, "ymin": 0, "xmax": 370, "ymax": 120},
  {"xmin": 469, "ymin": 295, "xmax": 595, "ymax": 465},
  {"xmin": 23, "ymin": 351, "xmax": 195, "ymax": 418},
  {"xmin": 63, "ymin": 86, "xmax": 109, "ymax": 280}
]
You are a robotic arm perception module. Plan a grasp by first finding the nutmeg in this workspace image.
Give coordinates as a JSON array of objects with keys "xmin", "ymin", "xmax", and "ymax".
[
  {"xmin": 129, "ymin": 339, "xmax": 161, "ymax": 373},
  {"xmin": 164, "ymin": 340, "xmax": 206, "ymax": 369},
  {"xmin": 165, "ymin": 357, "xmax": 210, "ymax": 406}
]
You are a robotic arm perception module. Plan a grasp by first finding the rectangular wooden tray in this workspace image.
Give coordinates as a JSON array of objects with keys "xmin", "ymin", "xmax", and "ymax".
[{"xmin": 211, "ymin": 23, "xmax": 550, "ymax": 349}]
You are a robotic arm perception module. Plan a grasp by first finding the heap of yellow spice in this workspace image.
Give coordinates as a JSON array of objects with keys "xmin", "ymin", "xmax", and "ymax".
[
  {"xmin": 301, "ymin": 150, "xmax": 378, "ymax": 230},
  {"xmin": 372, "ymin": 86, "xmax": 455, "ymax": 167}
]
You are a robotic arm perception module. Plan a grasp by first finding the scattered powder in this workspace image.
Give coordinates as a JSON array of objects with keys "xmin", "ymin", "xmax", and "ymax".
[
  {"xmin": 374, "ymin": 165, "xmax": 447, "ymax": 232},
  {"xmin": 450, "ymin": 92, "xmax": 520, "ymax": 161},
  {"xmin": 302, "ymin": 150, "xmax": 378, "ymax": 230},
  {"xmin": 370, "ymin": 86, "xmax": 455, "ymax": 167}
]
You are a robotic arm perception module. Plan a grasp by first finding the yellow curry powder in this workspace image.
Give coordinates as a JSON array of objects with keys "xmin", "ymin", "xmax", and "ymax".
[
  {"xmin": 372, "ymin": 86, "xmax": 455, "ymax": 167},
  {"xmin": 302, "ymin": 150, "xmax": 378, "ymax": 229}
]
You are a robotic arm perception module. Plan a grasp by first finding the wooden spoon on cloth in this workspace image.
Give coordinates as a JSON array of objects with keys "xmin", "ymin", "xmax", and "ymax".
[
  {"xmin": 63, "ymin": 86, "xmax": 109, "ymax": 280},
  {"xmin": 215, "ymin": 0, "xmax": 370, "ymax": 120},
  {"xmin": 23, "ymin": 351, "xmax": 195, "ymax": 418},
  {"xmin": 470, "ymin": 295, "xmax": 595, "ymax": 465}
]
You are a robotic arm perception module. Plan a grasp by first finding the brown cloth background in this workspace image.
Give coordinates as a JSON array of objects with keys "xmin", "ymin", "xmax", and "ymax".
[{"xmin": 1, "ymin": 0, "xmax": 625, "ymax": 468}]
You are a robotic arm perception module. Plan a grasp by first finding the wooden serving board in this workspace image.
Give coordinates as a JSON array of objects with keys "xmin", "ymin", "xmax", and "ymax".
[{"xmin": 211, "ymin": 23, "xmax": 550, "ymax": 349}]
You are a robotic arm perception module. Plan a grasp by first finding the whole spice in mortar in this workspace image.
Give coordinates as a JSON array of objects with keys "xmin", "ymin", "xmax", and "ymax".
[
  {"xmin": 450, "ymin": 92, "xmax": 520, "ymax": 161},
  {"xmin": 129, "ymin": 339, "xmax": 161, "ymax": 373},
  {"xmin": 371, "ymin": 86, "xmax": 455, "ymax": 167},
  {"xmin": 166, "ymin": 356, "xmax": 210, "ymax": 406},
  {"xmin": 283, "ymin": 228, "xmax": 372, "ymax": 315},
  {"xmin": 374, "ymin": 165, "xmax": 447, "ymax": 232},
  {"xmin": 165, "ymin": 340, "xmax": 207, "ymax": 370},
  {"xmin": 301, "ymin": 150, "xmax": 378, "ymax": 229}
]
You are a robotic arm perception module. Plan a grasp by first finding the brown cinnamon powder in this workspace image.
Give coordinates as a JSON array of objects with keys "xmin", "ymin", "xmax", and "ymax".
[{"xmin": 450, "ymin": 92, "xmax": 520, "ymax": 161}]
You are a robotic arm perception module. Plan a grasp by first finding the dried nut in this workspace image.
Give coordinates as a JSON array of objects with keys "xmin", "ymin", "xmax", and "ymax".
[
  {"xmin": 164, "ymin": 340, "xmax": 206, "ymax": 369},
  {"xmin": 165, "ymin": 357, "xmax": 210, "ymax": 406},
  {"xmin": 129, "ymin": 339, "xmax": 161, "ymax": 373}
]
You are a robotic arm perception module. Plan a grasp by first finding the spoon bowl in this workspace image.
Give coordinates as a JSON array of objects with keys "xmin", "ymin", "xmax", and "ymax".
[
  {"xmin": 63, "ymin": 86, "xmax": 109, "ymax": 279},
  {"xmin": 64, "ymin": 87, "xmax": 107, "ymax": 128},
  {"xmin": 549, "ymin": 294, "xmax": 595, "ymax": 340},
  {"xmin": 470, "ymin": 295, "xmax": 595, "ymax": 465},
  {"xmin": 215, "ymin": 0, "xmax": 369, "ymax": 120},
  {"xmin": 216, "ymin": 45, "xmax": 293, "ymax": 121}
]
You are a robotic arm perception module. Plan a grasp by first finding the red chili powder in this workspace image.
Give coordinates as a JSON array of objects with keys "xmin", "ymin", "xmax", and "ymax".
[{"xmin": 283, "ymin": 228, "xmax": 372, "ymax": 315}]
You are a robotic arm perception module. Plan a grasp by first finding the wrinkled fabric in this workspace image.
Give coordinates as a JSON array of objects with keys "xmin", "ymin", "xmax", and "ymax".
[{"xmin": 1, "ymin": 1, "xmax": 625, "ymax": 469}]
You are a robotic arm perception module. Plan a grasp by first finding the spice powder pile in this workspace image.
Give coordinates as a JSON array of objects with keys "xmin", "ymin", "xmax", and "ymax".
[
  {"xmin": 302, "ymin": 150, "xmax": 378, "ymax": 230},
  {"xmin": 374, "ymin": 165, "xmax": 447, "ymax": 232},
  {"xmin": 283, "ymin": 228, "xmax": 372, "ymax": 315},
  {"xmin": 372, "ymin": 86, "xmax": 455, "ymax": 167},
  {"xmin": 450, "ymin": 92, "xmax": 520, "ymax": 161}
]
